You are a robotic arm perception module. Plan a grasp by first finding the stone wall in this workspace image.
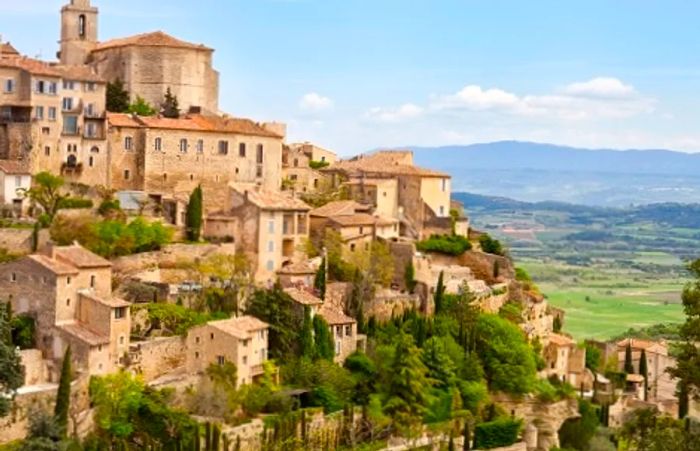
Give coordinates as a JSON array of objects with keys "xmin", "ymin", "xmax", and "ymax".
[
  {"xmin": 0, "ymin": 228, "xmax": 49, "ymax": 254},
  {"xmin": 111, "ymin": 242, "xmax": 236, "ymax": 278},
  {"xmin": 127, "ymin": 336, "xmax": 187, "ymax": 383},
  {"xmin": 389, "ymin": 240, "xmax": 415, "ymax": 291},
  {"xmin": 19, "ymin": 349, "xmax": 49, "ymax": 386},
  {"xmin": 366, "ymin": 289, "xmax": 421, "ymax": 321},
  {"xmin": 458, "ymin": 251, "xmax": 515, "ymax": 285}
]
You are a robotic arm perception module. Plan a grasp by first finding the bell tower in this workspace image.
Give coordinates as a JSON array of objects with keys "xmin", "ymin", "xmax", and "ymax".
[{"xmin": 58, "ymin": 0, "xmax": 98, "ymax": 65}]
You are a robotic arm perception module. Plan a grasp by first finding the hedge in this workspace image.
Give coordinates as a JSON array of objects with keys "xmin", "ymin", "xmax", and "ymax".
[
  {"xmin": 57, "ymin": 197, "xmax": 94, "ymax": 209},
  {"xmin": 473, "ymin": 418, "xmax": 522, "ymax": 449},
  {"xmin": 416, "ymin": 234, "xmax": 472, "ymax": 256}
]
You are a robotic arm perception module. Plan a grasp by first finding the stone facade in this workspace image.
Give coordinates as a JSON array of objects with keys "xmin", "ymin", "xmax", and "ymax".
[
  {"xmin": 615, "ymin": 338, "xmax": 677, "ymax": 402},
  {"xmin": 127, "ymin": 336, "xmax": 187, "ymax": 382}
]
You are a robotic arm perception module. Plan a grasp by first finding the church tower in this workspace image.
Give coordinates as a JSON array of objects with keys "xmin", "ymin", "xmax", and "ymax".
[{"xmin": 58, "ymin": 0, "xmax": 98, "ymax": 65}]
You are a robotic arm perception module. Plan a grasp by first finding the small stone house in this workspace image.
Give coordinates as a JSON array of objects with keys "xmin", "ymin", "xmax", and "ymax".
[
  {"xmin": 615, "ymin": 338, "xmax": 677, "ymax": 401},
  {"xmin": 0, "ymin": 160, "xmax": 31, "ymax": 215},
  {"xmin": 277, "ymin": 260, "xmax": 318, "ymax": 289},
  {"xmin": 185, "ymin": 315, "xmax": 269, "ymax": 386},
  {"xmin": 543, "ymin": 333, "xmax": 591, "ymax": 389}
]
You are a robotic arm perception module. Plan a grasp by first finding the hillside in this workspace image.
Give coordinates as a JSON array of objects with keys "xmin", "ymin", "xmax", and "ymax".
[{"xmin": 411, "ymin": 142, "xmax": 700, "ymax": 206}]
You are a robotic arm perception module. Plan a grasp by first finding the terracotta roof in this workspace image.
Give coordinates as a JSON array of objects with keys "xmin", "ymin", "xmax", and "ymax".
[
  {"xmin": 27, "ymin": 254, "xmax": 78, "ymax": 276},
  {"xmin": 616, "ymin": 338, "xmax": 666, "ymax": 352},
  {"xmin": 329, "ymin": 213, "xmax": 380, "ymax": 227},
  {"xmin": 375, "ymin": 216, "xmax": 399, "ymax": 226},
  {"xmin": 106, "ymin": 113, "xmax": 281, "ymax": 138},
  {"xmin": 328, "ymin": 150, "xmax": 449, "ymax": 178},
  {"xmin": 626, "ymin": 374, "xmax": 645, "ymax": 383},
  {"xmin": 318, "ymin": 306, "xmax": 355, "ymax": 325},
  {"xmin": 208, "ymin": 315, "xmax": 269, "ymax": 339},
  {"xmin": 0, "ymin": 43, "xmax": 20, "ymax": 57},
  {"xmin": 94, "ymin": 31, "xmax": 212, "ymax": 52},
  {"xmin": 0, "ymin": 160, "xmax": 30, "ymax": 175},
  {"xmin": 57, "ymin": 323, "xmax": 110, "ymax": 346},
  {"xmin": 0, "ymin": 57, "xmax": 60, "ymax": 77},
  {"xmin": 53, "ymin": 64, "xmax": 105, "ymax": 82},
  {"xmin": 548, "ymin": 333, "xmax": 575, "ymax": 347},
  {"xmin": 277, "ymin": 261, "xmax": 317, "ymax": 275},
  {"xmin": 309, "ymin": 201, "xmax": 370, "ymax": 218},
  {"xmin": 79, "ymin": 291, "xmax": 130, "ymax": 308},
  {"xmin": 54, "ymin": 244, "xmax": 111, "ymax": 269},
  {"xmin": 232, "ymin": 185, "xmax": 310, "ymax": 211},
  {"xmin": 285, "ymin": 287, "xmax": 323, "ymax": 306}
]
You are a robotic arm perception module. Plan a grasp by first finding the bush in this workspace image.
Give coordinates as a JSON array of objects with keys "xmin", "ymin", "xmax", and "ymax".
[
  {"xmin": 479, "ymin": 233, "xmax": 505, "ymax": 256},
  {"xmin": 10, "ymin": 314, "xmax": 35, "ymax": 349},
  {"xmin": 309, "ymin": 160, "xmax": 330, "ymax": 170},
  {"xmin": 57, "ymin": 197, "xmax": 93, "ymax": 209},
  {"xmin": 131, "ymin": 303, "xmax": 224, "ymax": 337},
  {"xmin": 98, "ymin": 199, "xmax": 121, "ymax": 216},
  {"xmin": 416, "ymin": 234, "xmax": 472, "ymax": 256},
  {"xmin": 473, "ymin": 418, "xmax": 522, "ymax": 449}
]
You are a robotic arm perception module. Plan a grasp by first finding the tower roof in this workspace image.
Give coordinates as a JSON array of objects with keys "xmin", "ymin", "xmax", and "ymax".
[{"xmin": 93, "ymin": 31, "xmax": 212, "ymax": 52}]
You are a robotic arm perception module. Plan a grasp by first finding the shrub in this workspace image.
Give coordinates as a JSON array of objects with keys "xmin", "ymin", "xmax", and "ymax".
[
  {"xmin": 473, "ymin": 418, "xmax": 522, "ymax": 449},
  {"xmin": 416, "ymin": 234, "xmax": 472, "ymax": 256},
  {"xmin": 479, "ymin": 233, "xmax": 505, "ymax": 256},
  {"xmin": 98, "ymin": 199, "xmax": 121, "ymax": 216},
  {"xmin": 57, "ymin": 197, "xmax": 93, "ymax": 209},
  {"xmin": 131, "ymin": 303, "xmax": 223, "ymax": 337},
  {"xmin": 10, "ymin": 314, "xmax": 35, "ymax": 349},
  {"xmin": 309, "ymin": 160, "xmax": 330, "ymax": 170}
]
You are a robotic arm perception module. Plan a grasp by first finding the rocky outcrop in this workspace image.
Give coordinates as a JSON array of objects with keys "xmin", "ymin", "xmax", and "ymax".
[{"xmin": 492, "ymin": 394, "xmax": 579, "ymax": 451}]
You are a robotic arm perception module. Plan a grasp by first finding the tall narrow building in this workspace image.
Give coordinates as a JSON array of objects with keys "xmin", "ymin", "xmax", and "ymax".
[{"xmin": 59, "ymin": 0, "xmax": 99, "ymax": 65}]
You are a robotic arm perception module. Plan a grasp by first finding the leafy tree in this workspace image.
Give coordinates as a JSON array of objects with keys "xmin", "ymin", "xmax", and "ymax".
[
  {"xmin": 106, "ymin": 78, "xmax": 130, "ymax": 113},
  {"xmin": 416, "ymin": 234, "xmax": 471, "ymax": 256},
  {"xmin": 300, "ymin": 307, "xmax": 315, "ymax": 359},
  {"xmin": 185, "ymin": 185, "xmax": 203, "ymax": 242},
  {"xmin": 194, "ymin": 253, "xmax": 252, "ymax": 315},
  {"xmin": 313, "ymin": 315, "xmax": 335, "ymax": 361},
  {"xmin": 54, "ymin": 346, "xmax": 72, "ymax": 434},
  {"xmin": 314, "ymin": 257, "xmax": 326, "ymax": 300},
  {"xmin": 382, "ymin": 333, "xmax": 435, "ymax": 434},
  {"xmin": 553, "ymin": 315, "xmax": 562, "ymax": 333},
  {"xmin": 19, "ymin": 172, "xmax": 68, "ymax": 222},
  {"xmin": 20, "ymin": 409, "xmax": 64, "ymax": 451},
  {"xmin": 620, "ymin": 408, "xmax": 700, "ymax": 450},
  {"xmin": 347, "ymin": 240, "xmax": 395, "ymax": 288},
  {"xmin": 344, "ymin": 352, "xmax": 377, "ymax": 405},
  {"xmin": 404, "ymin": 261, "xmax": 417, "ymax": 294},
  {"xmin": 0, "ymin": 302, "xmax": 23, "ymax": 417},
  {"xmin": 584, "ymin": 342, "xmax": 601, "ymax": 371},
  {"xmin": 245, "ymin": 286, "xmax": 300, "ymax": 360},
  {"xmin": 669, "ymin": 259, "xmax": 700, "ymax": 412},
  {"xmin": 478, "ymin": 233, "xmax": 505, "ymax": 256},
  {"xmin": 474, "ymin": 314, "xmax": 537, "ymax": 394},
  {"xmin": 421, "ymin": 337, "xmax": 456, "ymax": 389},
  {"xmin": 558, "ymin": 399, "xmax": 599, "ymax": 451},
  {"xmin": 161, "ymin": 87, "xmax": 180, "ymax": 118},
  {"xmin": 127, "ymin": 96, "xmax": 157, "ymax": 116},
  {"xmin": 434, "ymin": 271, "xmax": 445, "ymax": 315},
  {"xmin": 624, "ymin": 342, "xmax": 634, "ymax": 374}
]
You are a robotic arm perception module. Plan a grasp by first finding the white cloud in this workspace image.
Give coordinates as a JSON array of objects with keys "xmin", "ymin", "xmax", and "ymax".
[
  {"xmin": 431, "ymin": 85, "xmax": 520, "ymax": 111},
  {"xmin": 365, "ymin": 103, "xmax": 423, "ymax": 122},
  {"xmin": 299, "ymin": 92, "xmax": 334, "ymax": 112},
  {"xmin": 562, "ymin": 77, "xmax": 636, "ymax": 98}
]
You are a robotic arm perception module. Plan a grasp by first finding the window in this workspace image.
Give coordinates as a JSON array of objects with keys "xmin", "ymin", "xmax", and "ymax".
[
  {"xmin": 321, "ymin": 156, "xmax": 326, "ymax": 162},
  {"xmin": 345, "ymin": 325, "xmax": 352, "ymax": 337},
  {"xmin": 242, "ymin": 339, "xmax": 249, "ymax": 347},
  {"xmin": 85, "ymin": 103, "xmax": 95, "ymax": 116},
  {"xmin": 196, "ymin": 139, "xmax": 204, "ymax": 153},
  {"xmin": 441, "ymin": 178, "xmax": 447, "ymax": 192},
  {"xmin": 268, "ymin": 219, "xmax": 274, "ymax": 233},
  {"xmin": 218, "ymin": 140, "xmax": 229, "ymax": 155},
  {"xmin": 34, "ymin": 106, "xmax": 44, "ymax": 120},
  {"xmin": 115, "ymin": 307, "xmax": 127, "ymax": 319},
  {"xmin": 66, "ymin": 298, "xmax": 71, "ymax": 306},
  {"xmin": 256, "ymin": 144, "xmax": 264, "ymax": 163},
  {"xmin": 63, "ymin": 116, "xmax": 78, "ymax": 135},
  {"xmin": 66, "ymin": 276, "xmax": 71, "ymax": 285},
  {"xmin": 154, "ymin": 137, "xmax": 162, "ymax": 151},
  {"xmin": 217, "ymin": 356, "xmax": 225, "ymax": 365},
  {"xmin": 48, "ymin": 107, "xmax": 56, "ymax": 121},
  {"xmin": 36, "ymin": 80, "xmax": 45, "ymax": 93},
  {"xmin": 189, "ymin": 174, "xmax": 194, "ymax": 181},
  {"xmin": 124, "ymin": 136, "xmax": 133, "ymax": 150},
  {"xmin": 90, "ymin": 275, "xmax": 96, "ymax": 288},
  {"xmin": 195, "ymin": 352, "xmax": 199, "ymax": 359},
  {"xmin": 335, "ymin": 340, "xmax": 341, "ymax": 355},
  {"xmin": 179, "ymin": 139, "xmax": 188, "ymax": 153},
  {"xmin": 256, "ymin": 166, "xmax": 263, "ymax": 178},
  {"xmin": 15, "ymin": 176, "xmax": 22, "ymax": 188},
  {"xmin": 359, "ymin": 226, "xmax": 364, "ymax": 235},
  {"xmin": 78, "ymin": 14, "xmax": 86, "ymax": 37},
  {"xmin": 62, "ymin": 97, "xmax": 73, "ymax": 111},
  {"xmin": 48, "ymin": 82, "xmax": 57, "ymax": 95},
  {"xmin": 439, "ymin": 206, "xmax": 445, "ymax": 216},
  {"xmin": 88, "ymin": 156, "xmax": 94, "ymax": 167},
  {"xmin": 86, "ymin": 82, "xmax": 95, "ymax": 92},
  {"xmin": 62, "ymin": 80, "xmax": 75, "ymax": 90},
  {"xmin": 210, "ymin": 333, "xmax": 214, "ymax": 340},
  {"xmin": 195, "ymin": 336, "xmax": 200, "ymax": 344},
  {"xmin": 293, "ymin": 158, "xmax": 298, "ymax": 167},
  {"xmin": 85, "ymin": 122, "xmax": 97, "ymax": 138},
  {"xmin": 123, "ymin": 169, "xmax": 130, "ymax": 180},
  {"xmin": 268, "ymin": 241, "xmax": 274, "ymax": 253},
  {"xmin": 90, "ymin": 146, "xmax": 99, "ymax": 153},
  {"xmin": 242, "ymin": 356, "xmax": 248, "ymax": 365},
  {"xmin": 266, "ymin": 260, "xmax": 274, "ymax": 271},
  {"xmin": 44, "ymin": 146, "xmax": 51, "ymax": 156},
  {"xmin": 313, "ymin": 179, "xmax": 319, "ymax": 188},
  {"xmin": 4, "ymin": 79, "xmax": 14, "ymax": 93},
  {"xmin": 238, "ymin": 142, "xmax": 246, "ymax": 157},
  {"xmin": 290, "ymin": 174, "xmax": 297, "ymax": 181},
  {"xmin": 10, "ymin": 273, "xmax": 16, "ymax": 283},
  {"xmin": 350, "ymin": 243, "xmax": 356, "ymax": 252},
  {"xmin": 119, "ymin": 336, "xmax": 125, "ymax": 345},
  {"xmin": 98, "ymin": 345, "xmax": 102, "ymax": 352},
  {"xmin": 163, "ymin": 173, "xmax": 168, "ymax": 181}
]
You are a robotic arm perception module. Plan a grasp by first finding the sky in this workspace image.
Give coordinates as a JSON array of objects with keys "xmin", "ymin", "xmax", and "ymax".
[{"xmin": 1, "ymin": 0, "xmax": 699, "ymax": 155}]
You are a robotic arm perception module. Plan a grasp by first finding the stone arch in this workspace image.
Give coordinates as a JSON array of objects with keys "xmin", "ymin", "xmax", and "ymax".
[{"xmin": 67, "ymin": 154, "xmax": 77, "ymax": 167}]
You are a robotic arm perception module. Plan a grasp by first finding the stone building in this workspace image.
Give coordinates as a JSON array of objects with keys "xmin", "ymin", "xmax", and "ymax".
[
  {"xmin": 324, "ymin": 150, "xmax": 465, "ymax": 239},
  {"xmin": 0, "ymin": 56, "xmax": 108, "ymax": 184},
  {"xmin": 185, "ymin": 315, "xmax": 269, "ymax": 386},
  {"xmin": 0, "ymin": 243, "xmax": 131, "ymax": 378},
  {"xmin": 542, "ymin": 333, "xmax": 592, "ymax": 390},
  {"xmin": 106, "ymin": 113, "xmax": 284, "ymax": 214},
  {"xmin": 615, "ymin": 338, "xmax": 677, "ymax": 402},
  {"xmin": 282, "ymin": 143, "xmax": 336, "ymax": 193},
  {"xmin": 205, "ymin": 185, "xmax": 311, "ymax": 283},
  {"xmin": 0, "ymin": 160, "xmax": 31, "ymax": 214}
]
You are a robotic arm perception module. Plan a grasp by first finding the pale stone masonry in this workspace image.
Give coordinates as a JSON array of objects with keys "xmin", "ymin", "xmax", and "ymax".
[
  {"xmin": 185, "ymin": 316, "xmax": 269, "ymax": 387},
  {"xmin": 282, "ymin": 143, "xmax": 336, "ymax": 194},
  {"xmin": 0, "ymin": 243, "xmax": 131, "ymax": 378},
  {"xmin": 0, "ymin": 160, "xmax": 31, "ymax": 214}
]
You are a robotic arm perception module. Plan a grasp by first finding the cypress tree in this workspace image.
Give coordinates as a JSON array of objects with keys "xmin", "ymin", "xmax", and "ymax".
[
  {"xmin": 300, "ymin": 306, "xmax": 315, "ymax": 359},
  {"xmin": 434, "ymin": 271, "xmax": 445, "ymax": 315},
  {"xmin": 31, "ymin": 222, "xmax": 40, "ymax": 252},
  {"xmin": 234, "ymin": 436, "xmax": 241, "ymax": 451},
  {"xmin": 185, "ymin": 185, "xmax": 203, "ymax": 242},
  {"xmin": 205, "ymin": 422, "xmax": 212, "ymax": 451},
  {"xmin": 314, "ymin": 258, "xmax": 326, "ymax": 300},
  {"xmin": 463, "ymin": 421, "xmax": 471, "ymax": 451},
  {"xmin": 162, "ymin": 87, "xmax": 180, "ymax": 118},
  {"xmin": 313, "ymin": 315, "xmax": 335, "ymax": 361},
  {"xmin": 212, "ymin": 423, "xmax": 220, "ymax": 451},
  {"xmin": 624, "ymin": 342, "xmax": 634, "ymax": 374},
  {"xmin": 639, "ymin": 348, "xmax": 649, "ymax": 401},
  {"xmin": 106, "ymin": 78, "xmax": 130, "ymax": 113},
  {"xmin": 54, "ymin": 346, "xmax": 72, "ymax": 434},
  {"xmin": 404, "ymin": 261, "xmax": 416, "ymax": 294},
  {"xmin": 448, "ymin": 435, "xmax": 455, "ymax": 451}
]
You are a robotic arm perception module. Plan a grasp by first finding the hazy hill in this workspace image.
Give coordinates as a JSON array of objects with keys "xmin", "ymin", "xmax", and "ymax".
[{"xmin": 410, "ymin": 141, "xmax": 700, "ymax": 207}]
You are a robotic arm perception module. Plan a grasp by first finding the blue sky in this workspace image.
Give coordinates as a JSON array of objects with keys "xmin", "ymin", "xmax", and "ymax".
[{"xmin": 2, "ymin": 0, "xmax": 699, "ymax": 155}]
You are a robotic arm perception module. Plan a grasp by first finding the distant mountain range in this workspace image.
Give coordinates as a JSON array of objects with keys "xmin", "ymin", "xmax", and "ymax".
[{"xmin": 409, "ymin": 141, "xmax": 700, "ymax": 207}]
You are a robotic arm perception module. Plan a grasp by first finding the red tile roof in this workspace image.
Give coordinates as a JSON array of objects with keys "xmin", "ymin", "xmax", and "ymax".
[
  {"xmin": 0, "ymin": 160, "xmax": 30, "ymax": 175},
  {"xmin": 329, "ymin": 150, "xmax": 449, "ymax": 178},
  {"xmin": 329, "ymin": 213, "xmax": 380, "ymax": 227},
  {"xmin": 79, "ymin": 291, "xmax": 130, "ymax": 308},
  {"xmin": 27, "ymin": 254, "xmax": 79, "ymax": 276},
  {"xmin": 548, "ymin": 333, "xmax": 575, "ymax": 347},
  {"xmin": 232, "ymin": 185, "xmax": 310, "ymax": 211},
  {"xmin": 208, "ymin": 315, "xmax": 268, "ymax": 339},
  {"xmin": 107, "ymin": 113, "xmax": 281, "ymax": 138},
  {"xmin": 94, "ymin": 31, "xmax": 212, "ymax": 52},
  {"xmin": 0, "ymin": 57, "xmax": 60, "ymax": 77},
  {"xmin": 57, "ymin": 323, "xmax": 110, "ymax": 346},
  {"xmin": 309, "ymin": 201, "xmax": 370, "ymax": 218},
  {"xmin": 285, "ymin": 287, "xmax": 323, "ymax": 306},
  {"xmin": 318, "ymin": 306, "xmax": 356, "ymax": 325},
  {"xmin": 54, "ymin": 244, "xmax": 111, "ymax": 269},
  {"xmin": 53, "ymin": 64, "xmax": 105, "ymax": 82},
  {"xmin": 277, "ymin": 261, "xmax": 317, "ymax": 275},
  {"xmin": 0, "ymin": 43, "xmax": 20, "ymax": 57}
]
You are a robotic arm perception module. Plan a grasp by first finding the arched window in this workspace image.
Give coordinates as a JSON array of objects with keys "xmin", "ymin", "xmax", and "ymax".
[
  {"xmin": 67, "ymin": 154, "xmax": 77, "ymax": 168},
  {"xmin": 78, "ymin": 15, "xmax": 86, "ymax": 38},
  {"xmin": 90, "ymin": 146, "xmax": 99, "ymax": 153}
]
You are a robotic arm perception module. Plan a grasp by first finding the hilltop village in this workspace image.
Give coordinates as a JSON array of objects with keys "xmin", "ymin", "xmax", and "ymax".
[{"xmin": 0, "ymin": 1, "xmax": 696, "ymax": 450}]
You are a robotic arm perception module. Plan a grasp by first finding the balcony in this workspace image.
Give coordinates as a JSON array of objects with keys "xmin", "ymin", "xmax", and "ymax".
[
  {"xmin": 62, "ymin": 100, "xmax": 83, "ymax": 114},
  {"xmin": 84, "ymin": 109, "xmax": 105, "ymax": 120},
  {"xmin": 250, "ymin": 363, "xmax": 265, "ymax": 376},
  {"xmin": 61, "ymin": 162, "xmax": 83, "ymax": 176},
  {"xmin": 62, "ymin": 126, "xmax": 81, "ymax": 137},
  {"xmin": 83, "ymin": 128, "xmax": 105, "ymax": 140}
]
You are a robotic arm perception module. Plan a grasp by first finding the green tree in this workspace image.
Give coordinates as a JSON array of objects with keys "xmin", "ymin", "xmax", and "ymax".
[
  {"xmin": 161, "ymin": 87, "xmax": 180, "ymax": 118},
  {"xmin": 421, "ymin": 336, "xmax": 456, "ymax": 389},
  {"xmin": 558, "ymin": 399, "xmax": 600, "ymax": 451},
  {"xmin": 669, "ymin": 259, "xmax": 700, "ymax": 413},
  {"xmin": 434, "ymin": 271, "xmax": 445, "ymax": 315},
  {"xmin": 314, "ymin": 257, "xmax": 327, "ymax": 300},
  {"xmin": 300, "ymin": 307, "xmax": 315, "ymax": 359},
  {"xmin": 54, "ymin": 346, "xmax": 72, "ymax": 434},
  {"xmin": 20, "ymin": 409, "xmax": 64, "ymax": 451},
  {"xmin": 127, "ymin": 96, "xmax": 157, "ymax": 116},
  {"xmin": 624, "ymin": 342, "xmax": 634, "ymax": 374},
  {"xmin": 404, "ymin": 261, "xmax": 417, "ymax": 294},
  {"xmin": 584, "ymin": 342, "xmax": 601, "ymax": 371},
  {"xmin": 0, "ymin": 302, "xmax": 24, "ymax": 417},
  {"xmin": 185, "ymin": 185, "xmax": 203, "ymax": 242},
  {"xmin": 313, "ymin": 315, "xmax": 335, "ymax": 361},
  {"xmin": 106, "ymin": 78, "xmax": 130, "ymax": 113},
  {"xmin": 382, "ymin": 333, "xmax": 435, "ymax": 434},
  {"xmin": 245, "ymin": 286, "xmax": 300, "ymax": 360},
  {"xmin": 19, "ymin": 172, "xmax": 68, "ymax": 222},
  {"xmin": 639, "ymin": 348, "xmax": 649, "ymax": 401}
]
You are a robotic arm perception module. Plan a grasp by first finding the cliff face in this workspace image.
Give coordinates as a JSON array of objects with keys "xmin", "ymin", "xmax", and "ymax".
[{"xmin": 492, "ymin": 394, "xmax": 580, "ymax": 451}]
